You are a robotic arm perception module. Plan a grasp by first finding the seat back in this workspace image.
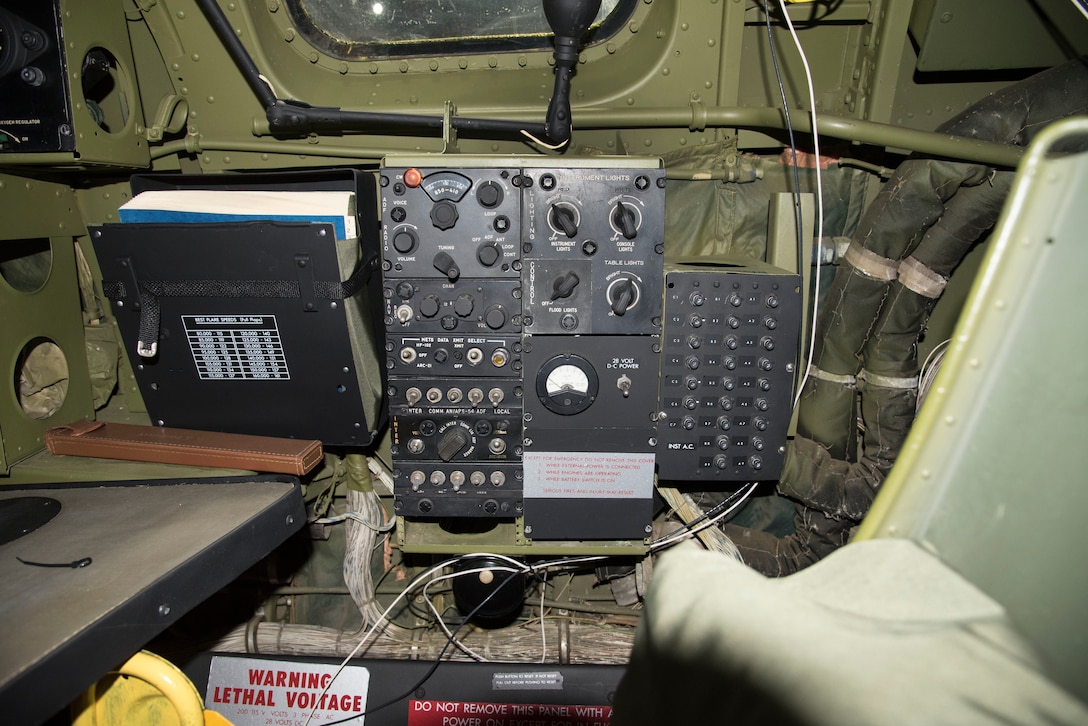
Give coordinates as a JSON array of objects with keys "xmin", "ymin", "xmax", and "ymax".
[{"xmin": 857, "ymin": 116, "xmax": 1088, "ymax": 703}]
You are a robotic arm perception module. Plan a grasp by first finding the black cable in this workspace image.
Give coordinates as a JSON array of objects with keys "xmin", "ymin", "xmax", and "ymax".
[
  {"xmin": 649, "ymin": 482, "xmax": 756, "ymax": 547},
  {"xmin": 192, "ymin": 0, "xmax": 277, "ymax": 109},
  {"xmin": 764, "ymin": 1, "xmax": 807, "ymax": 265},
  {"xmin": 320, "ymin": 566, "xmax": 529, "ymax": 724},
  {"xmin": 191, "ymin": 0, "xmax": 549, "ymax": 140}
]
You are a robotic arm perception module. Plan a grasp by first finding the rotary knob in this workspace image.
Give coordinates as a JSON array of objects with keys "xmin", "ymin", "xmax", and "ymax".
[
  {"xmin": 430, "ymin": 200, "xmax": 459, "ymax": 230},
  {"xmin": 433, "ymin": 251, "xmax": 460, "ymax": 282},
  {"xmin": 476, "ymin": 181, "xmax": 503, "ymax": 208},
  {"xmin": 549, "ymin": 203, "xmax": 579, "ymax": 237},
  {"xmin": 419, "ymin": 295, "xmax": 441, "ymax": 318},
  {"xmin": 612, "ymin": 202, "xmax": 639, "ymax": 240},
  {"xmin": 551, "ymin": 271, "xmax": 580, "ymax": 301},
  {"xmin": 477, "ymin": 242, "xmax": 501, "ymax": 267},
  {"xmin": 484, "ymin": 305, "xmax": 508, "ymax": 330},
  {"xmin": 454, "ymin": 294, "xmax": 475, "ymax": 317},
  {"xmin": 609, "ymin": 278, "xmax": 638, "ymax": 316},
  {"xmin": 438, "ymin": 427, "xmax": 471, "ymax": 462},
  {"xmin": 392, "ymin": 228, "xmax": 418, "ymax": 254}
]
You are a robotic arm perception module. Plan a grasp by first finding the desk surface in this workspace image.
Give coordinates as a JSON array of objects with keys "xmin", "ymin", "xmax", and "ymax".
[{"xmin": 0, "ymin": 475, "xmax": 304, "ymax": 725}]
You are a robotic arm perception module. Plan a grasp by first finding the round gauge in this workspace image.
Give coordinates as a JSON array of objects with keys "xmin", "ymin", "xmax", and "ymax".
[{"xmin": 536, "ymin": 354, "xmax": 599, "ymax": 415}]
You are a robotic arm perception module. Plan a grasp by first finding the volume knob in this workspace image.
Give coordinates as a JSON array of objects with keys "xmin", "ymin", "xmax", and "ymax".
[
  {"xmin": 392, "ymin": 228, "xmax": 418, "ymax": 254},
  {"xmin": 484, "ymin": 305, "xmax": 508, "ymax": 330}
]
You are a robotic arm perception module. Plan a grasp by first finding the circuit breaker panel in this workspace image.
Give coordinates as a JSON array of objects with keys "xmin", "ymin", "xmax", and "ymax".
[
  {"xmin": 381, "ymin": 158, "xmax": 664, "ymax": 540},
  {"xmin": 656, "ymin": 259, "xmax": 802, "ymax": 482}
]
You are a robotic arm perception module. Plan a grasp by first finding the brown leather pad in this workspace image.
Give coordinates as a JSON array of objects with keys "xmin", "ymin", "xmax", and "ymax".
[{"xmin": 44, "ymin": 419, "xmax": 322, "ymax": 476}]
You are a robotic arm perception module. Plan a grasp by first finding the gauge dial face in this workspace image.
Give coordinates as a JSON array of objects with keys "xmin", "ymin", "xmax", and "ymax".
[
  {"xmin": 545, "ymin": 364, "xmax": 590, "ymax": 397},
  {"xmin": 536, "ymin": 354, "xmax": 598, "ymax": 415},
  {"xmin": 422, "ymin": 171, "xmax": 472, "ymax": 202}
]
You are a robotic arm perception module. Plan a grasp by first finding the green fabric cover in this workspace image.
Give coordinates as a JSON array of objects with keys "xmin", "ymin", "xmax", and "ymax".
[{"xmin": 613, "ymin": 540, "xmax": 1088, "ymax": 725}]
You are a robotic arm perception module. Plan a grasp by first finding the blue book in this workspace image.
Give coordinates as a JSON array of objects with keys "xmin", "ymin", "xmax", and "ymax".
[{"xmin": 118, "ymin": 190, "xmax": 357, "ymax": 239}]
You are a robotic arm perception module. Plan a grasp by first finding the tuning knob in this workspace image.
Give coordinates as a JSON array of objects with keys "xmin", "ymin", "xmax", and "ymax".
[
  {"xmin": 430, "ymin": 200, "xmax": 459, "ymax": 230},
  {"xmin": 612, "ymin": 202, "xmax": 638, "ymax": 240},
  {"xmin": 433, "ymin": 251, "xmax": 460, "ymax": 281}
]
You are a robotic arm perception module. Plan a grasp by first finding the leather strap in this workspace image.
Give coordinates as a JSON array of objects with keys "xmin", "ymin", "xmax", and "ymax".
[{"xmin": 44, "ymin": 419, "xmax": 322, "ymax": 476}]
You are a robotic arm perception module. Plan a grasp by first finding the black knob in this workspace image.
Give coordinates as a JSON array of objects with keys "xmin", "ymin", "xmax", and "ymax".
[
  {"xmin": 419, "ymin": 295, "xmax": 440, "ymax": 318},
  {"xmin": 430, "ymin": 200, "xmax": 459, "ymax": 230},
  {"xmin": 610, "ymin": 279, "xmax": 637, "ymax": 316},
  {"xmin": 477, "ymin": 242, "xmax": 501, "ymax": 267},
  {"xmin": 454, "ymin": 294, "xmax": 475, "ymax": 317},
  {"xmin": 550, "ymin": 204, "xmax": 578, "ymax": 237},
  {"xmin": 477, "ymin": 181, "xmax": 503, "ymax": 208},
  {"xmin": 438, "ymin": 427, "xmax": 471, "ymax": 462},
  {"xmin": 395, "ymin": 282, "xmax": 414, "ymax": 299},
  {"xmin": 393, "ymin": 228, "xmax": 418, "ymax": 254},
  {"xmin": 484, "ymin": 305, "xmax": 507, "ymax": 330},
  {"xmin": 433, "ymin": 251, "xmax": 460, "ymax": 281},
  {"xmin": 612, "ymin": 202, "xmax": 638, "ymax": 240},
  {"xmin": 434, "ymin": 348, "xmax": 449, "ymax": 363},
  {"xmin": 550, "ymin": 271, "xmax": 580, "ymax": 301}
]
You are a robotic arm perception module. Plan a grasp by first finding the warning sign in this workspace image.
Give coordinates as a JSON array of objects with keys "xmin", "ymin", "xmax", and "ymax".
[
  {"xmin": 206, "ymin": 656, "xmax": 370, "ymax": 725},
  {"xmin": 407, "ymin": 700, "xmax": 612, "ymax": 726},
  {"xmin": 523, "ymin": 451, "xmax": 654, "ymax": 499}
]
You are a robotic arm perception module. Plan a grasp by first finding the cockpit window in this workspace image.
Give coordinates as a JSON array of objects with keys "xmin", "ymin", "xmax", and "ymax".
[{"xmin": 287, "ymin": 0, "xmax": 635, "ymax": 59}]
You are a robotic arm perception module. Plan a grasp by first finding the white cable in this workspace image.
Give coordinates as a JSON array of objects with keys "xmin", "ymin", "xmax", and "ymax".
[
  {"xmin": 422, "ymin": 566, "xmax": 526, "ymax": 662},
  {"xmin": 917, "ymin": 338, "xmax": 951, "ymax": 413},
  {"xmin": 539, "ymin": 572, "xmax": 548, "ymax": 664},
  {"xmin": 1072, "ymin": 0, "xmax": 1088, "ymax": 21},
  {"xmin": 316, "ymin": 510, "xmax": 395, "ymax": 532},
  {"xmin": 650, "ymin": 482, "xmax": 759, "ymax": 552},
  {"xmin": 305, "ymin": 556, "xmax": 461, "ymax": 726},
  {"xmin": 778, "ymin": 0, "xmax": 826, "ymax": 411},
  {"xmin": 306, "ymin": 551, "xmax": 610, "ymax": 725}
]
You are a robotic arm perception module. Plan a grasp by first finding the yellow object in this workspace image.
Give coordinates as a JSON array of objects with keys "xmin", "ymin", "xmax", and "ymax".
[{"xmin": 70, "ymin": 650, "xmax": 232, "ymax": 726}]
